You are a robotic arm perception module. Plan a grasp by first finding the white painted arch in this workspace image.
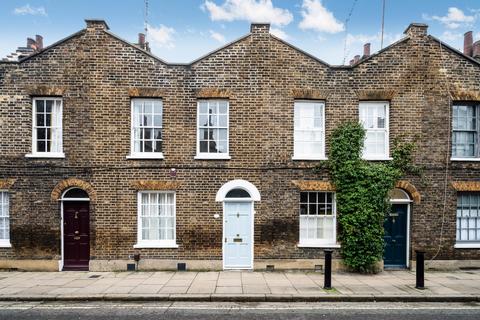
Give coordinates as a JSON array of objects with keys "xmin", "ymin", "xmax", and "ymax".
[{"xmin": 216, "ymin": 179, "xmax": 261, "ymax": 202}]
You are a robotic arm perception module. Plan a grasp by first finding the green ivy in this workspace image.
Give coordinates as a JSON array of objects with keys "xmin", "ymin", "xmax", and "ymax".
[{"xmin": 322, "ymin": 122, "xmax": 417, "ymax": 273}]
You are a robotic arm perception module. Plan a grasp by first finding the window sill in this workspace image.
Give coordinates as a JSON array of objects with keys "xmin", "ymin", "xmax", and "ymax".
[
  {"xmin": 454, "ymin": 243, "xmax": 480, "ymax": 249},
  {"xmin": 194, "ymin": 154, "xmax": 231, "ymax": 160},
  {"xmin": 297, "ymin": 243, "xmax": 341, "ymax": 248},
  {"xmin": 362, "ymin": 157, "xmax": 393, "ymax": 161},
  {"xmin": 451, "ymin": 158, "xmax": 480, "ymax": 162},
  {"xmin": 126, "ymin": 153, "xmax": 164, "ymax": 160},
  {"xmin": 292, "ymin": 156, "xmax": 328, "ymax": 161},
  {"xmin": 0, "ymin": 240, "xmax": 12, "ymax": 248},
  {"xmin": 25, "ymin": 153, "xmax": 65, "ymax": 159},
  {"xmin": 133, "ymin": 242, "xmax": 179, "ymax": 249}
]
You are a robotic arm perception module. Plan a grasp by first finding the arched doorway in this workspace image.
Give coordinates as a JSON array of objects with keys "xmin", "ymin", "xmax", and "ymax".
[
  {"xmin": 60, "ymin": 187, "xmax": 90, "ymax": 271},
  {"xmin": 216, "ymin": 180, "xmax": 260, "ymax": 269},
  {"xmin": 384, "ymin": 188, "xmax": 411, "ymax": 269}
]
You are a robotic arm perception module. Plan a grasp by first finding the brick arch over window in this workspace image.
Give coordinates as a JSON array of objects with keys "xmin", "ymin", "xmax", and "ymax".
[
  {"xmin": 51, "ymin": 178, "xmax": 96, "ymax": 202},
  {"xmin": 395, "ymin": 180, "xmax": 421, "ymax": 204}
]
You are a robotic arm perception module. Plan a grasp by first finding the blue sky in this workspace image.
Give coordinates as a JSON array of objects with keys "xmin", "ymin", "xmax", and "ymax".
[{"xmin": 1, "ymin": 0, "xmax": 480, "ymax": 65}]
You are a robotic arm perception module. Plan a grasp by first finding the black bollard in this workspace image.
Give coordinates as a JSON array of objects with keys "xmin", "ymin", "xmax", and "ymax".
[
  {"xmin": 415, "ymin": 250, "xmax": 425, "ymax": 289},
  {"xmin": 324, "ymin": 249, "xmax": 334, "ymax": 289}
]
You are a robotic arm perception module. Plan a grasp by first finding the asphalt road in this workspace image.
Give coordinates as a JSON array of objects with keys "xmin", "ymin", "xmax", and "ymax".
[{"xmin": 0, "ymin": 301, "xmax": 479, "ymax": 320}]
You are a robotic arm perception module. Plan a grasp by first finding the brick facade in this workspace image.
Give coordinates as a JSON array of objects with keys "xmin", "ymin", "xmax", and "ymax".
[{"xmin": 0, "ymin": 20, "xmax": 479, "ymax": 271}]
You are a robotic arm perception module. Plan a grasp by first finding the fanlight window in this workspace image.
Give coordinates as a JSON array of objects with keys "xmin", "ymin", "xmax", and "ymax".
[
  {"xmin": 389, "ymin": 188, "xmax": 410, "ymax": 201},
  {"xmin": 225, "ymin": 188, "xmax": 251, "ymax": 198},
  {"xmin": 62, "ymin": 188, "xmax": 89, "ymax": 199}
]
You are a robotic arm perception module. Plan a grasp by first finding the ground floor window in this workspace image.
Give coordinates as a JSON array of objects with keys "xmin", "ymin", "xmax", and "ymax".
[
  {"xmin": 299, "ymin": 191, "xmax": 336, "ymax": 246},
  {"xmin": 0, "ymin": 192, "xmax": 9, "ymax": 247},
  {"xmin": 135, "ymin": 191, "xmax": 177, "ymax": 248},
  {"xmin": 457, "ymin": 192, "xmax": 480, "ymax": 245}
]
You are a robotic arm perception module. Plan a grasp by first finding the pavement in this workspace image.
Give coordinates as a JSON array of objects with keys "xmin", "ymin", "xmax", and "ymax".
[{"xmin": 0, "ymin": 270, "xmax": 479, "ymax": 302}]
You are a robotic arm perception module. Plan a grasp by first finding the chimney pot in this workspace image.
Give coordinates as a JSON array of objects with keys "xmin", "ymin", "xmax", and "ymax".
[
  {"xmin": 363, "ymin": 43, "xmax": 371, "ymax": 58},
  {"xmin": 353, "ymin": 55, "xmax": 361, "ymax": 64},
  {"xmin": 349, "ymin": 59, "xmax": 355, "ymax": 65},
  {"xmin": 473, "ymin": 40, "xmax": 480, "ymax": 60},
  {"xmin": 464, "ymin": 31, "xmax": 473, "ymax": 57},
  {"xmin": 35, "ymin": 35, "xmax": 43, "ymax": 51}
]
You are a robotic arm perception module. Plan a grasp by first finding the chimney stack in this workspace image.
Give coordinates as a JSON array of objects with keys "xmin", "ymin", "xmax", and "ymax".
[
  {"xmin": 138, "ymin": 33, "xmax": 145, "ymax": 48},
  {"xmin": 35, "ymin": 35, "xmax": 43, "ymax": 51},
  {"xmin": 473, "ymin": 40, "xmax": 480, "ymax": 60},
  {"xmin": 353, "ymin": 55, "xmax": 360, "ymax": 64},
  {"xmin": 363, "ymin": 43, "xmax": 371, "ymax": 58},
  {"xmin": 27, "ymin": 37, "xmax": 36, "ymax": 49},
  {"xmin": 464, "ymin": 31, "xmax": 473, "ymax": 57}
]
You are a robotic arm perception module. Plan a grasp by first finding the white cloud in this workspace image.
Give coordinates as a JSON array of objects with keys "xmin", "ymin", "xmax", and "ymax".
[
  {"xmin": 440, "ymin": 31, "xmax": 462, "ymax": 41},
  {"xmin": 202, "ymin": 0, "xmax": 293, "ymax": 26},
  {"xmin": 210, "ymin": 30, "xmax": 226, "ymax": 43},
  {"xmin": 299, "ymin": 0, "xmax": 344, "ymax": 33},
  {"xmin": 346, "ymin": 32, "xmax": 403, "ymax": 47},
  {"xmin": 343, "ymin": 32, "xmax": 403, "ymax": 62},
  {"xmin": 423, "ymin": 7, "xmax": 476, "ymax": 29},
  {"xmin": 270, "ymin": 27, "xmax": 289, "ymax": 40},
  {"xmin": 148, "ymin": 24, "xmax": 176, "ymax": 49},
  {"xmin": 13, "ymin": 4, "xmax": 47, "ymax": 16}
]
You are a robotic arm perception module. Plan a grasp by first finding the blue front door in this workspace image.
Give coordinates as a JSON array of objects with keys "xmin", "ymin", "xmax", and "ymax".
[
  {"xmin": 383, "ymin": 204, "xmax": 408, "ymax": 268},
  {"xmin": 223, "ymin": 202, "xmax": 253, "ymax": 269}
]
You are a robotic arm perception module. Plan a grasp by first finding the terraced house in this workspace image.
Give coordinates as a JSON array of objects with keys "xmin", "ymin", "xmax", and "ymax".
[{"xmin": 0, "ymin": 19, "xmax": 480, "ymax": 272}]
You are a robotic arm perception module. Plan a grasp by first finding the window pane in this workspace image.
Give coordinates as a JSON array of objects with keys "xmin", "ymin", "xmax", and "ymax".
[
  {"xmin": 299, "ymin": 192, "xmax": 335, "ymax": 244},
  {"xmin": 198, "ymin": 100, "xmax": 229, "ymax": 154},
  {"xmin": 33, "ymin": 99, "xmax": 62, "ymax": 154},
  {"xmin": 139, "ymin": 192, "xmax": 175, "ymax": 242},
  {"xmin": 294, "ymin": 102, "xmax": 324, "ymax": 158},
  {"xmin": 457, "ymin": 192, "xmax": 480, "ymax": 242},
  {"xmin": 0, "ymin": 192, "xmax": 9, "ymax": 240}
]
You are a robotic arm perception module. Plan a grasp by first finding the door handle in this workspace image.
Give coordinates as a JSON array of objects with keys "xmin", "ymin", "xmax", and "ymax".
[
  {"xmin": 74, "ymin": 236, "xmax": 80, "ymax": 240},
  {"xmin": 74, "ymin": 231, "xmax": 79, "ymax": 235},
  {"xmin": 392, "ymin": 239, "xmax": 396, "ymax": 243},
  {"xmin": 225, "ymin": 237, "xmax": 227, "ymax": 243}
]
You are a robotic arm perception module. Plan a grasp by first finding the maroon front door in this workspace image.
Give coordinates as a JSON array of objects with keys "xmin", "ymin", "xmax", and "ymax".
[{"xmin": 63, "ymin": 201, "xmax": 90, "ymax": 271}]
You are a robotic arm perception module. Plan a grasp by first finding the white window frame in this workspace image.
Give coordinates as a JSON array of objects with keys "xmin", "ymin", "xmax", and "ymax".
[
  {"xmin": 359, "ymin": 101, "xmax": 391, "ymax": 160},
  {"xmin": 454, "ymin": 192, "xmax": 480, "ymax": 249},
  {"xmin": 0, "ymin": 191, "xmax": 11, "ymax": 248},
  {"xmin": 297, "ymin": 191, "xmax": 340, "ymax": 248},
  {"xmin": 451, "ymin": 104, "xmax": 480, "ymax": 161},
  {"xmin": 134, "ymin": 191, "xmax": 178, "ymax": 248},
  {"xmin": 127, "ymin": 98, "xmax": 164, "ymax": 160},
  {"xmin": 195, "ymin": 100, "xmax": 231, "ymax": 160},
  {"xmin": 25, "ymin": 97, "xmax": 64, "ymax": 158},
  {"xmin": 292, "ymin": 100, "xmax": 326, "ymax": 160}
]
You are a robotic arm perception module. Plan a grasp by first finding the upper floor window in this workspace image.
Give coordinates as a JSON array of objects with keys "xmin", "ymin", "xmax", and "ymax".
[
  {"xmin": 28, "ymin": 98, "xmax": 63, "ymax": 158},
  {"xmin": 134, "ymin": 191, "xmax": 177, "ymax": 248},
  {"xmin": 196, "ymin": 100, "xmax": 230, "ymax": 159},
  {"xmin": 129, "ymin": 99, "xmax": 163, "ymax": 159},
  {"xmin": 0, "ymin": 192, "xmax": 10, "ymax": 247},
  {"xmin": 452, "ymin": 104, "xmax": 479, "ymax": 159},
  {"xmin": 456, "ymin": 192, "xmax": 480, "ymax": 248},
  {"xmin": 293, "ymin": 101, "xmax": 325, "ymax": 160},
  {"xmin": 299, "ymin": 191, "xmax": 336, "ymax": 247},
  {"xmin": 359, "ymin": 101, "xmax": 389, "ymax": 160}
]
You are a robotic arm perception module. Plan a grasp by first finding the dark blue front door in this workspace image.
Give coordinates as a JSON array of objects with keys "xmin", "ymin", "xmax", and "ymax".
[{"xmin": 384, "ymin": 204, "xmax": 408, "ymax": 268}]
